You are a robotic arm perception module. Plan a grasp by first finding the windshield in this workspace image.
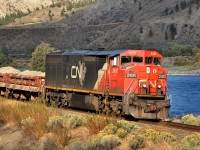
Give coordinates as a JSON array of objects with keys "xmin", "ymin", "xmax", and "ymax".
[
  {"xmin": 145, "ymin": 57, "xmax": 153, "ymax": 64},
  {"xmin": 154, "ymin": 57, "xmax": 161, "ymax": 65}
]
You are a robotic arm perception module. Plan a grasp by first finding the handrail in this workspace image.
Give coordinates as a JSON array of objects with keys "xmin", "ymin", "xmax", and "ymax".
[
  {"xmin": 125, "ymin": 79, "xmax": 134, "ymax": 94},
  {"xmin": 125, "ymin": 79, "xmax": 137, "ymax": 96}
]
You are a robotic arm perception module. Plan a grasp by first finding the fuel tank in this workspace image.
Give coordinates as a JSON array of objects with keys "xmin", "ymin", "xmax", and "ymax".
[{"xmin": 68, "ymin": 93, "xmax": 98, "ymax": 110}]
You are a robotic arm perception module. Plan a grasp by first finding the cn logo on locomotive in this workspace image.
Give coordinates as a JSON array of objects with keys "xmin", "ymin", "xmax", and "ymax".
[{"xmin": 71, "ymin": 61, "xmax": 87, "ymax": 86}]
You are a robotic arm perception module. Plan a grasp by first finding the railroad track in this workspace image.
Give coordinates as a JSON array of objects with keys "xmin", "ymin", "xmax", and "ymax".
[
  {"xmin": 137, "ymin": 120, "xmax": 200, "ymax": 133},
  {"xmin": 161, "ymin": 121, "xmax": 200, "ymax": 133},
  {"xmin": 59, "ymin": 107, "xmax": 200, "ymax": 133},
  {"xmin": 1, "ymin": 98, "xmax": 200, "ymax": 133}
]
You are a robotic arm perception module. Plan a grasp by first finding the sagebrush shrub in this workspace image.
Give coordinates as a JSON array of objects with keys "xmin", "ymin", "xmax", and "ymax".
[
  {"xmin": 137, "ymin": 128, "xmax": 160, "ymax": 143},
  {"xmin": 21, "ymin": 117, "xmax": 35, "ymax": 126},
  {"xmin": 47, "ymin": 116, "xmax": 63, "ymax": 129},
  {"xmin": 181, "ymin": 114, "xmax": 200, "ymax": 126},
  {"xmin": 67, "ymin": 116, "xmax": 83, "ymax": 129},
  {"xmin": 181, "ymin": 134, "xmax": 200, "ymax": 150},
  {"xmin": 98, "ymin": 135, "xmax": 121, "ymax": 150},
  {"xmin": 83, "ymin": 140, "xmax": 97, "ymax": 150},
  {"xmin": 113, "ymin": 120, "xmax": 135, "ymax": 132},
  {"xmin": 135, "ymin": 128, "xmax": 177, "ymax": 144},
  {"xmin": 128, "ymin": 135, "xmax": 146, "ymax": 150},
  {"xmin": 68, "ymin": 141, "xmax": 84, "ymax": 150},
  {"xmin": 62, "ymin": 114, "xmax": 84, "ymax": 129},
  {"xmin": 116, "ymin": 128, "xmax": 128, "ymax": 138},
  {"xmin": 102, "ymin": 124, "xmax": 118, "ymax": 134},
  {"xmin": 21, "ymin": 117, "xmax": 36, "ymax": 138},
  {"xmin": 159, "ymin": 132, "xmax": 177, "ymax": 144}
]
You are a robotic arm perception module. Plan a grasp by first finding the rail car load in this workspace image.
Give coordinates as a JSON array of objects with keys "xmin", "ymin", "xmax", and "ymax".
[
  {"xmin": 0, "ymin": 72, "xmax": 45, "ymax": 100},
  {"xmin": 45, "ymin": 49, "xmax": 170, "ymax": 119}
]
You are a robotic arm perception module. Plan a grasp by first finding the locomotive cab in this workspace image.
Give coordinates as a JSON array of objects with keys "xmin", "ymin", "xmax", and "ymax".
[{"xmin": 107, "ymin": 50, "xmax": 170, "ymax": 119}]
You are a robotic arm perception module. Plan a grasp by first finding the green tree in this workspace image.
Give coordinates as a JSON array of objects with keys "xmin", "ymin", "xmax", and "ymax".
[
  {"xmin": 61, "ymin": 8, "xmax": 65, "ymax": 16},
  {"xmin": 180, "ymin": 1, "xmax": 187, "ymax": 10},
  {"xmin": 50, "ymin": 0, "xmax": 55, "ymax": 8},
  {"xmin": 175, "ymin": 4, "xmax": 179, "ymax": 12},
  {"xmin": 48, "ymin": 9, "xmax": 53, "ymax": 21},
  {"xmin": 27, "ymin": 8, "xmax": 31, "ymax": 14},
  {"xmin": 188, "ymin": 3, "xmax": 192, "ymax": 15},
  {"xmin": 67, "ymin": 1, "xmax": 73, "ymax": 11},
  {"xmin": 170, "ymin": 23, "xmax": 177, "ymax": 40},
  {"xmin": 0, "ymin": 47, "xmax": 9, "ymax": 67},
  {"xmin": 165, "ymin": 7, "xmax": 168, "ymax": 15},
  {"xmin": 0, "ymin": 11, "xmax": 27, "ymax": 26},
  {"xmin": 31, "ymin": 43, "xmax": 58, "ymax": 71},
  {"xmin": 140, "ymin": 27, "xmax": 143, "ymax": 33},
  {"xmin": 196, "ymin": 40, "xmax": 200, "ymax": 48},
  {"xmin": 165, "ymin": 31, "xmax": 168, "ymax": 40},
  {"xmin": 148, "ymin": 28, "xmax": 153, "ymax": 37},
  {"xmin": 139, "ymin": 2, "xmax": 142, "ymax": 10}
]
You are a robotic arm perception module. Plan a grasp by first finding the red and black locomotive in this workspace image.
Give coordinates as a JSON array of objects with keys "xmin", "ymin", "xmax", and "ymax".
[{"xmin": 45, "ymin": 49, "xmax": 170, "ymax": 119}]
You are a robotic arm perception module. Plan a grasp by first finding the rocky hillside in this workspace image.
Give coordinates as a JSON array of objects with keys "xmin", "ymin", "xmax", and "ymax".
[
  {"xmin": 0, "ymin": 0, "xmax": 52, "ymax": 18},
  {"xmin": 0, "ymin": 0, "xmax": 200, "ymax": 61},
  {"xmin": 0, "ymin": 0, "xmax": 91, "ymax": 18}
]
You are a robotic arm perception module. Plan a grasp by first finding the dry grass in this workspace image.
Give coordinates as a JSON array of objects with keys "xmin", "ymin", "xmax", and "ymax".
[
  {"xmin": 0, "ymin": 98, "xmax": 76, "ymax": 148},
  {"xmin": 85, "ymin": 115, "xmax": 111, "ymax": 134},
  {"xmin": 0, "ymin": 98, "xmax": 60, "ymax": 140},
  {"xmin": 50, "ymin": 126, "xmax": 71, "ymax": 147}
]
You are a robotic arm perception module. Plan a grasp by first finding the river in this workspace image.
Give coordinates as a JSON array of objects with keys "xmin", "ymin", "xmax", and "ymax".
[{"xmin": 168, "ymin": 75, "xmax": 200, "ymax": 117}]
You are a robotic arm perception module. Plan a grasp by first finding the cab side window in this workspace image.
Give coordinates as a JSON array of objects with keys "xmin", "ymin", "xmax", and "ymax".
[
  {"xmin": 121, "ymin": 56, "xmax": 131, "ymax": 65},
  {"xmin": 111, "ymin": 56, "xmax": 118, "ymax": 66}
]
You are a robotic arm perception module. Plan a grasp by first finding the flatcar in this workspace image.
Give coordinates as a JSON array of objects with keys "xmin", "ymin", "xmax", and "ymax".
[
  {"xmin": 0, "ymin": 73, "xmax": 44, "ymax": 100},
  {"xmin": 45, "ymin": 49, "xmax": 170, "ymax": 119}
]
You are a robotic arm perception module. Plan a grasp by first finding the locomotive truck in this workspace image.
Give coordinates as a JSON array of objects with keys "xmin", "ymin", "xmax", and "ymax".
[{"xmin": 45, "ymin": 49, "xmax": 170, "ymax": 119}]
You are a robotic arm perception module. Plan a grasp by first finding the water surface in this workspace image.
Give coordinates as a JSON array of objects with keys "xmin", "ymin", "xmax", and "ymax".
[{"xmin": 168, "ymin": 75, "xmax": 200, "ymax": 117}]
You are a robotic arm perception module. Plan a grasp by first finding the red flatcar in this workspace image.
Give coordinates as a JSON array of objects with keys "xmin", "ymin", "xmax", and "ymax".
[
  {"xmin": 0, "ymin": 73, "xmax": 45, "ymax": 100},
  {"xmin": 45, "ymin": 49, "xmax": 170, "ymax": 119}
]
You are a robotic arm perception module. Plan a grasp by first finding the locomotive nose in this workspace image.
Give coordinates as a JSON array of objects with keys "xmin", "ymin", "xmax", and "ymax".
[
  {"xmin": 139, "ymin": 66, "xmax": 166, "ymax": 95},
  {"xmin": 147, "ymin": 66, "xmax": 159, "ymax": 94}
]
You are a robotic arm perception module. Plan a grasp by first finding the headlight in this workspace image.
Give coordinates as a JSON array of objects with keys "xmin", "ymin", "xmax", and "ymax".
[
  {"xmin": 159, "ymin": 74, "xmax": 167, "ymax": 79},
  {"xmin": 142, "ymin": 84, "xmax": 147, "ymax": 88},
  {"xmin": 146, "ymin": 67, "xmax": 150, "ymax": 74},
  {"xmin": 158, "ymin": 85, "xmax": 161, "ymax": 89}
]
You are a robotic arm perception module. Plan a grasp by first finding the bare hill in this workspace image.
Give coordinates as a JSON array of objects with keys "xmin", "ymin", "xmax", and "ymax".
[
  {"xmin": 0, "ymin": 0, "xmax": 52, "ymax": 18},
  {"xmin": 0, "ymin": 0, "xmax": 200, "ymax": 62}
]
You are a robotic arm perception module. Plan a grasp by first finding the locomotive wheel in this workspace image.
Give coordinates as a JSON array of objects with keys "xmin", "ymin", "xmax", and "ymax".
[
  {"xmin": 103, "ymin": 104, "xmax": 111, "ymax": 115},
  {"xmin": 61, "ymin": 99, "xmax": 69, "ymax": 108},
  {"xmin": 49, "ymin": 97, "xmax": 60, "ymax": 108},
  {"xmin": 5, "ymin": 89, "xmax": 11, "ymax": 99},
  {"xmin": 98, "ymin": 97, "xmax": 123, "ymax": 117},
  {"xmin": 99, "ymin": 98, "xmax": 111, "ymax": 115},
  {"xmin": 45, "ymin": 96, "xmax": 51, "ymax": 107},
  {"xmin": 109, "ymin": 100, "xmax": 122, "ymax": 117}
]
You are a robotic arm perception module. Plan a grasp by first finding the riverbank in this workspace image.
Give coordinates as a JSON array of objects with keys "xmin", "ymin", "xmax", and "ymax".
[{"xmin": 166, "ymin": 67, "xmax": 200, "ymax": 76}]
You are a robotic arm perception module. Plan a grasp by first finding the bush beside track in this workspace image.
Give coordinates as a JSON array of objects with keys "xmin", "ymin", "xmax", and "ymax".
[{"xmin": 0, "ymin": 98, "xmax": 200, "ymax": 150}]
